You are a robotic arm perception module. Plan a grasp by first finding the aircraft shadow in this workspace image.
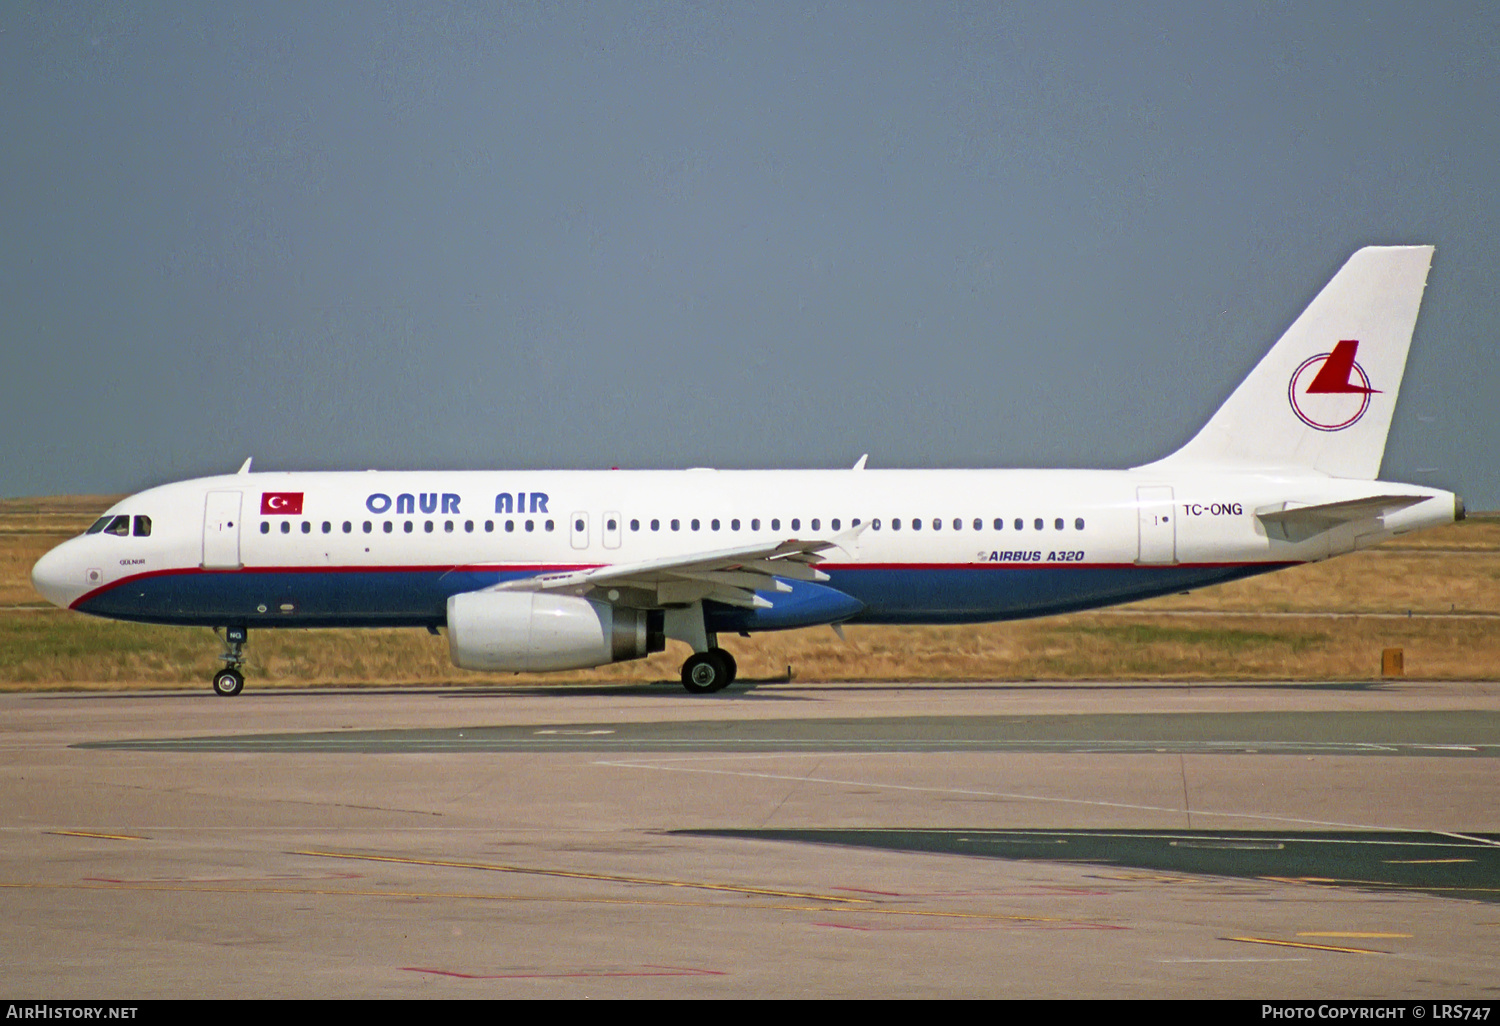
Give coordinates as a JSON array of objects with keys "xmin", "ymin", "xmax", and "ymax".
[{"xmin": 679, "ymin": 827, "xmax": 1500, "ymax": 905}]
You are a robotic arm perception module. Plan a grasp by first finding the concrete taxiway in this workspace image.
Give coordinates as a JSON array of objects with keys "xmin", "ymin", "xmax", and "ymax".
[{"xmin": 1, "ymin": 678, "xmax": 1497, "ymax": 998}]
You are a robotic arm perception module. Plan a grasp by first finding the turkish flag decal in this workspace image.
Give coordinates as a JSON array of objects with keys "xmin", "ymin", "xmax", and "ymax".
[{"xmin": 260, "ymin": 492, "xmax": 304, "ymax": 515}]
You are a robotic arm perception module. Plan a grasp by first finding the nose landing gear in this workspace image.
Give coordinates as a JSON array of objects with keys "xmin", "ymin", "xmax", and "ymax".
[{"xmin": 211, "ymin": 626, "xmax": 247, "ymax": 697}]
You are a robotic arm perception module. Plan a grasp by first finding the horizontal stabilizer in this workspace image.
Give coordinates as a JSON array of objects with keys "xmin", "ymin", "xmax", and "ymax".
[
  {"xmin": 1256, "ymin": 494, "xmax": 1429, "ymax": 542},
  {"xmin": 1256, "ymin": 494, "xmax": 1428, "ymax": 527}
]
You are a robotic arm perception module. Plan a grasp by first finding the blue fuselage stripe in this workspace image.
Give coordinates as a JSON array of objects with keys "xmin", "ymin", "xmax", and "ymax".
[{"xmin": 74, "ymin": 562, "xmax": 1292, "ymax": 630}]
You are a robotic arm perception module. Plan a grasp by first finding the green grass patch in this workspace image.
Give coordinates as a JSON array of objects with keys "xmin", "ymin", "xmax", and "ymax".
[
  {"xmin": 1063, "ymin": 622, "xmax": 1327, "ymax": 653},
  {"xmin": 0, "ymin": 612, "xmax": 218, "ymax": 683}
]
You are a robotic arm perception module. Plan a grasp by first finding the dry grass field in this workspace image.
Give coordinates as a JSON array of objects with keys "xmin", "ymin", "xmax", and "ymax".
[{"xmin": 2, "ymin": 495, "xmax": 1496, "ymax": 689}]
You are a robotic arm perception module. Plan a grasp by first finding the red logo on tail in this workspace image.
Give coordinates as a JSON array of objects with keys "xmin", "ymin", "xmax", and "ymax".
[
  {"xmin": 1304, "ymin": 339, "xmax": 1381, "ymax": 395},
  {"xmin": 1288, "ymin": 341, "xmax": 1376, "ymax": 431}
]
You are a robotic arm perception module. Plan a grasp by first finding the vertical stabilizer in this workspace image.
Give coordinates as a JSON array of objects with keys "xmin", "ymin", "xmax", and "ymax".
[{"xmin": 1147, "ymin": 245, "xmax": 1434, "ymax": 480}]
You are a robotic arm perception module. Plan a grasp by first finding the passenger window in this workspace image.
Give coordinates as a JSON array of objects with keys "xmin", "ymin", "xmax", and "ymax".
[
  {"xmin": 1015, "ymin": 518, "xmax": 1023, "ymax": 530},
  {"xmin": 281, "ymin": 522, "xmax": 291, "ymax": 534},
  {"xmin": 302, "ymin": 521, "xmax": 312, "ymax": 534},
  {"xmin": 343, "ymin": 521, "xmax": 353, "ymax": 533},
  {"xmin": 505, "ymin": 520, "xmax": 514, "ymax": 533},
  {"xmin": 811, "ymin": 518, "xmax": 820, "ymax": 531},
  {"xmin": 322, "ymin": 521, "xmax": 331, "ymax": 534},
  {"xmin": 1034, "ymin": 518, "xmax": 1043, "ymax": 530},
  {"xmin": 424, "ymin": 521, "xmax": 433, "ymax": 533},
  {"xmin": 751, "ymin": 518, "xmax": 760, "ymax": 531},
  {"xmin": 383, "ymin": 521, "xmax": 393, "ymax": 534},
  {"xmin": 630, "ymin": 519, "xmax": 639, "ymax": 531},
  {"xmin": 973, "ymin": 518, "xmax": 982, "ymax": 531},
  {"xmin": 1055, "ymin": 518, "xmax": 1064, "ymax": 530},
  {"xmin": 671, "ymin": 519, "xmax": 680, "ymax": 531},
  {"xmin": 404, "ymin": 521, "xmax": 413, "ymax": 533},
  {"xmin": 953, "ymin": 518, "xmax": 962, "ymax": 531},
  {"xmin": 484, "ymin": 520, "xmax": 494, "ymax": 532},
  {"xmin": 691, "ymin": 519, "xmax": 700, "ymax": 531},
  {"xmin": 831, "ymin": 518, "xmax": 840, "ymax": 531},
  {"xmin": 851, "ymin": 518, "xmax": 860, "ymax": 527},
  {"xmin": 771, "ymin": 518, "xmax": 780, "ymax": 531},
  {"xmin": 1075, "ymin": 518, "xmax": 1085, "ymax": 530},
  {"xmin": 363, "ymin": 522, "xmax": 372, "ymax": 533},
  {"xmin": 464, "ymin": 520, "xmax": 473, "ymax": 533},
  {"xmin": 525, "ymin": 520, "xmax": 534, "ymax": 532},
  {"xmin": 133, "ymin": 515, "xmax": 152, "ymax": 537},
  {"xmin": 791, "ymin": 518, "xmax": 800, "ymax": 531},
  {"xmin": 86, "ymin": 516, "xmax": 113, "ymax": 535},
  {"xmin": 651, "ymin": 519, "xmax": 660, "ymax": 531},
  {"xmin": 872, "ymin": 518, "xmax": 881, "ymax": 530},
  {"xmin": 711, "ymin": 519, "xmax": 720, "ymax": 531},
  {"xmin": 444, "ymin": 521, "xmax": 454, "ymax": 533},
  {"xmin": 575, "ymin": 518, "xmax": 585, "ymax": 533},
  {"xmin": 993, "ymin": 518, "xmax": 1002, "ymax": 530},
  {"xmin": 261, "ymin": 522, "xmax": 270, "ymax": 535},
  {"xmin": 731, "ymin": 519, "xmax": 740, "ymax": 531},
  {"xmin": 893, "ymin": 519, "xmax": 902, "ymax": 531},
  {"xmin": 105, "ymin": 515, "xmax": 130, "ymax": 536},
  {"xmin": 912, "ymin": 518, "xmax": 921, "ymax": 531},
  {"xmin": 545, "ymin": 520, "xmax": 554, "ymax": 531},
  {"xmin": 932, "ymin": 518, "xmax": 941, "ymax": 531}
]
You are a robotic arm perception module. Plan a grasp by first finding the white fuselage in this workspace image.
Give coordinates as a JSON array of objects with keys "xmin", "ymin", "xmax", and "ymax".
[{"xmin": 31, "ymin": 466, "xmax": 1459, "ymax": 632}]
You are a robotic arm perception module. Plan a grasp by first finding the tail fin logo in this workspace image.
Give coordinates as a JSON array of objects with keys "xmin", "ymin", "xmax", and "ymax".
[{"xmin": 1288, "ymin": 340, "xmax": 1379, "ymax": 431}]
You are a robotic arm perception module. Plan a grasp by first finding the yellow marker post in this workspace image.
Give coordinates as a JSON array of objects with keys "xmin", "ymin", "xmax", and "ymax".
[{"xmin": 1382, "ymin": 647, "xmax": 1404, "ymax": 677}]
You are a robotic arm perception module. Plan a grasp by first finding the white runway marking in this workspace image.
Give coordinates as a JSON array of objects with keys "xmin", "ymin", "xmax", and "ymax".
[
  {"xmin": 1158, "ymin": 957, "xmax": 1311, "ymax": 963},
  {"xmin": 593, "ymin": 753, "xmax": 1451, "ymax": 833},
  {"xmin": 1434, "ymin": 830, "xmax": 1500, "ymax": 848}
]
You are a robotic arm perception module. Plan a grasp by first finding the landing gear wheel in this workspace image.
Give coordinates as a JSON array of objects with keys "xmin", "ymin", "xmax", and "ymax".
[
  {"xmin": 711, "ymin": 647, "xmax": 737, "ymax": 685},
  {"xmin": 212, "ymin": 626, "xmax": 248, "ymax": 697},
  {"xmin": 212, "ymin": 668, "xmax": 244, "ymax": 697},
  {"xmin": 681, "ymin": 651, "xmax": 731, "ymax": 694}
]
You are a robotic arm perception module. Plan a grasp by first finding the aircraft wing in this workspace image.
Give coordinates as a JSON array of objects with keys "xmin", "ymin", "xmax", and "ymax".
[
  {"xmin": 1255, "ymin": 494, "xmax": 1429, "ymax": 530},
  {"xmin": 493, "ymin": 526, "xmax": 866, "ymax": 610}
]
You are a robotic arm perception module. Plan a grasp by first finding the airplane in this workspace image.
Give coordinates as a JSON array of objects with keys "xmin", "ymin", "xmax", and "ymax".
[{"xmin": 30, "ymin": 245, "xmax": 1463, "ymax": 696}]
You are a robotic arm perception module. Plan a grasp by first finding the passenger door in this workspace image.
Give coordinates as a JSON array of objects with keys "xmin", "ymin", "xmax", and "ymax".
[
  {"xmin": 202, "ymin": 491, "xmax": 244, "ymax": 570},
  {"xmin": 1135, "ymin": 486, "xmax": 1177, "ymax": 565}
]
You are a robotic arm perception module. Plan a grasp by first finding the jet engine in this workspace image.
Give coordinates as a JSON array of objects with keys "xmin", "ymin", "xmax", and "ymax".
[{"xmin": 447, "ymin": 590, "xmax": 664, "ymax": 672}]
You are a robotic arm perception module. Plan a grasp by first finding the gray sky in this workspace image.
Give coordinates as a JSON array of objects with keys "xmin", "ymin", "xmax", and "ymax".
[{"xmin": 3, "ymin": 2, "xmax": 1496, "ymax": 505}]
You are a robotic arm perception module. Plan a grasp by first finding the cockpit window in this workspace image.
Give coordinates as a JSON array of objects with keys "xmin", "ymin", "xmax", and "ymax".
[
  {"xmin": 85, "ymin": 516, "xmax": 113, "ymax": 535},
  {"xmin": 133, "ymin": 515, "xmax": 152, "ymax": 537},
  {"xmin": 103, "ymin": 515, "xmax": 130, "ymax": 536}
]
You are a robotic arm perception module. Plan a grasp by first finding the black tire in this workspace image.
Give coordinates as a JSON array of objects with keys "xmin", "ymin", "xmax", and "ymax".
[
  {"xmin": 710, "ymin": 648, "xmax": 737, "ymax": 684},
  {"xmin": 681, "ymin": 651, "xmax": 729, "ymax": 694},
  {"xmin": 212, "ymin": 668, "xmax": 244, "ymax": 697}
]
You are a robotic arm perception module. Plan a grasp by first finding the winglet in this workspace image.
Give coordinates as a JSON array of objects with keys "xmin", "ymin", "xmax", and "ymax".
[
  {"xmin": 852, "ymin": 454, "xmax": 868, "ymax": 471},
  {"xmin": 236, "ymin": 458, "xmax": 253, "ymax": 475}
]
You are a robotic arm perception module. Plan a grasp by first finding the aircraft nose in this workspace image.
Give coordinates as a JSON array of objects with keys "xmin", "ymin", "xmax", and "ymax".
[{"xmin": 31, "ymin": 543, "xmax": 84, "ymax": 609}]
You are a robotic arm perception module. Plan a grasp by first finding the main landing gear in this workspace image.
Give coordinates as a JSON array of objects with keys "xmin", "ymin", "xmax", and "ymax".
[
  {"xmin": 666, "ymin": 604, "xmax": 739, "ymax": 695},
  {"xmin": 681, "ymin": 647, "xmax": 737, "ymax": 694},
  {"xmin": 212, "ymin": 626, "xmax": 247, "ymax": 697}
]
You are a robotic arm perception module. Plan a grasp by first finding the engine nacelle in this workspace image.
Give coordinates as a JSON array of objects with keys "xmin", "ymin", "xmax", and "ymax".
[{"xmin": 447, "ymin": 590, "xmax": 664, "ymax": 672}]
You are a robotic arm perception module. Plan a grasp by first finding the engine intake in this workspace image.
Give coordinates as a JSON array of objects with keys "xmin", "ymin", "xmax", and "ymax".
[{"xmin": 447, "ymin": 591, "xmax": 664, "ymax": 672}]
